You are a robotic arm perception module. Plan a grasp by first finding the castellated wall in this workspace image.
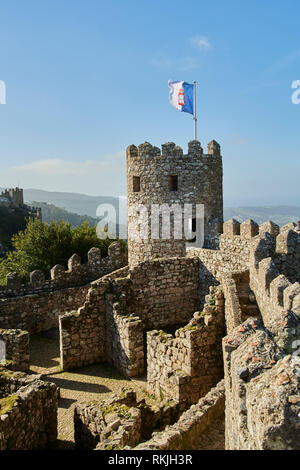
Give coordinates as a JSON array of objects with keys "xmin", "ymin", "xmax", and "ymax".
[
  {"xmin": 249, "ymin": 228, "xmax": 300, "ymax": 352},
  {"xmin": 0, "ymin": 243, "xmax": 127, "ymax": 333},
  {"xmin": 60, "ymin": 258, "xmax": 199, "ymax": 375},
  {"xmin": 127, "ymin": 140, "xmax": 223, "ymax": 266},
  {"xmin": 223, "ymin": 319, "xmax": 300, "ymax": 450},
  {"xmin": 146, "ymin": 286, "xmax": 225, "ymax": 404},
  {"xmin": 186, "ymin": 218, "xmax": 281, "ymax": 306},
  {"xmin": 0, "ymin": 369, "xmax": 58, "ymax": 450},
  {"xmin": 0, "ymin": 243, "xmax": 127, "ymax": 298}
]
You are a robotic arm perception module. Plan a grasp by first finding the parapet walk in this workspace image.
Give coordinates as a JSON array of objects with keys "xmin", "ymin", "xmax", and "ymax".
[{"xmin": 0, "ymin": 242, "xmax": 127, "ymax": 298}]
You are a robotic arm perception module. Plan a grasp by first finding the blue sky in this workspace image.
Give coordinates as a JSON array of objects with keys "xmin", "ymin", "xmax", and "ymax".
[{"xmin": 0, "ymin": 0, "xmax": 300, "ymax": 206}]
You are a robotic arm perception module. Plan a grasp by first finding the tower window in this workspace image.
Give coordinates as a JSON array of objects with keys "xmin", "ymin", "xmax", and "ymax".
[
  {"xmin": 133, "ymin": 176, "xmax": 140, "ymax": 192},
  {"xmin": 169, "ymin": 175, "xmax": 178, "ymax": 191}
]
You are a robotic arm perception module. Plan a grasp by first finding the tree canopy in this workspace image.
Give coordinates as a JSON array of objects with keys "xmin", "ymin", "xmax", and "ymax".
[{"xmin": 0, "ymin": 218, "xmax": 126, "ymax": 284}]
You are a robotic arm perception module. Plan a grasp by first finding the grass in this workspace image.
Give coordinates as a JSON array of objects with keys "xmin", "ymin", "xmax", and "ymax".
[{"xmin": 0, "ymin": 394, "xmax": 19, "ymax": 415}]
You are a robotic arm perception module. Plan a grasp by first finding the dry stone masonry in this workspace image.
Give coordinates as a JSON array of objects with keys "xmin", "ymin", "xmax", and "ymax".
[
  {"xmin": 1, "ymin": 139, "xmax": 300, "ymax": 450},
  {"xmin": 127, "ymin": 141, "xmax": 223, "ymax": 266},
  {"xmin": 0, "ymin": 368, "xmax": 58, "ymax": 450},
  {"xmin": 0, "ymin": 329, "xmax": 29, "ymax": 371},
  {"xmin": 0, "ymin": 243, "xmax": 127, "ymax": 334},
  {"xmin": 147, "ymin": 286, "xmax": 225, "ymax": 404}
]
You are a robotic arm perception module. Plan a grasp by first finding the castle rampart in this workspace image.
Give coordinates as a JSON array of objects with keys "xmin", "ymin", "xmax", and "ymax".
[
  {"xmin": 249, "ymin": 229, "xmax": 300, "ymax": 352},
  {"xmin": 0, "ymin": 243, "xmax": 127, "ymax": 333}
]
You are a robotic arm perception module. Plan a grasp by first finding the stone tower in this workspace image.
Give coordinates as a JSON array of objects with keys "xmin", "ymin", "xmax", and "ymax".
[{"xmin": 126, "ymin": 140, "xmax": 223, "ymax": 266}]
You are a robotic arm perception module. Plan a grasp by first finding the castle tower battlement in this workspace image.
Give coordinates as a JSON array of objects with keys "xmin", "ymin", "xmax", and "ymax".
[
  {"xmin": 126, "ymin": 140, "xmax": 223, "ymax": 266},
  {"xmin": 0, "ymin": 187, "xmax": 24, "ymax": 208}
]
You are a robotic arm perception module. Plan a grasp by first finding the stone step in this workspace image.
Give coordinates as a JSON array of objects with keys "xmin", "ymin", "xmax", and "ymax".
[{"xmin": 241, "ymin": 304, "xmax": 260, "ymax": 317}]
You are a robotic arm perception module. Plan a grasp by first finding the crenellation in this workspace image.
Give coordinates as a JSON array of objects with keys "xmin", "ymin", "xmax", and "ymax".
[
  {"xmin": 207, "ymin": 140, "xmax": 221, "ymax": 156},
  {"xmin": 1, "ymin": 133, "xmax": 300, "ymax": 450},
  {"xmin": 0, "ymin": 242, "xmax": 127, "ymax": 299},
  {"xmin": 223, "ymin": 218, "xmax": 240, "ymax": 236},
  {"xmin": 240, "ymin": 219, "xmax": 259, "ymax": 239},
  {"xmin": 127, "ymin": 139, "xmax": 223, "ymax": 265},
  {"xmin": 249, "ymin": 230, "xmax": 300, "ymax": 354},
  {"xmin": 30, "ymin": 270, "xmax": 45, "ymax": 286},
  {"xmin": 280, "ymin": 222, "xmax": 296, "ymax": 232},
  {"xmin": 259, "ymin": 220, "xmax": 280, "ymax": 237},
  {"xmin": 269, "ymin": 274, "xmax": 291, "ymax": 307},
  {"xmin": 50, "ymin": 264, "xmax": 65, "ymax": 281},
  {"xmin": 188, "ymin": 140, "xmax": 203, "ymax": 155},
  {"xmin": 283, "ymin": 282, "xmax": 300, "ymax": 311},
  {"xmin": 275, "ymin": 228, "xmax": 299, "ymax": 254},
  {"xmin": 87, "ymin": 246, "xmax": 101, "ymax": 265},
  {"xmin": 6, "ymin": 272, "xmax": 21, "ymax": 290},
  {"xmin": 68, "ymin": 253, "xmax": 81, "ymax": 271},
  {"xmin": 257, "ymin": 257, "xmax": 279, "ymax": 293}
]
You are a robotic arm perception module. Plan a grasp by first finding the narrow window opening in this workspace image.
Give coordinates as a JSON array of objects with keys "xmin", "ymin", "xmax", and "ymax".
[
  {"xmin": 133, "ymin": 176, "xmax": 140, "ymax": 192},
  {"xmin": 169, "ymin": 175, "xmax": 178, "ymax": 191}
]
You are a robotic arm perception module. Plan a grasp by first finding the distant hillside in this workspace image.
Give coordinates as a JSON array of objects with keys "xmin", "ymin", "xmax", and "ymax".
[
  {"xmin": 24, "ymin": 188, "xmax": 119, "ymax": 218},
  {"xmin": 224, "ymin": 206, "xmax": 300, "ymax": 227},
  {"xmin": 30, "ymin": 201, "xmax": 99, "ymax": 227},
  {"xmin": 2, "ymin": 187, "xmax": 297, "ymax": 229}
]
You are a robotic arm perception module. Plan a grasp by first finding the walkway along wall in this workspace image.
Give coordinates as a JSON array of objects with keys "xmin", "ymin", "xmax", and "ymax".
[{"xmin": 0, "ymin": 244, "xmax": 127, "ymax": 333}]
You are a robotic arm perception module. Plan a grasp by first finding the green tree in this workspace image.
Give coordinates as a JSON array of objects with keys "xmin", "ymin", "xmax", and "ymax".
[{"xmin": 0, "ymin": 218, "xmax": 126, "ymax": 284}]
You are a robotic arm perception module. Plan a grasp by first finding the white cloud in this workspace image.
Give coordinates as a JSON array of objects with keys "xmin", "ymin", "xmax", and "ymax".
[
  {"xmin": 229, "ymin": 135, "xmax": 250, "ymax": 146},
  {"xmin": 1, "ymin": 151, "xmax": 126, "ymax": 196},
  {"xmin": 190, "ymin": 35, "xmax": 211, "ymax": 50}
]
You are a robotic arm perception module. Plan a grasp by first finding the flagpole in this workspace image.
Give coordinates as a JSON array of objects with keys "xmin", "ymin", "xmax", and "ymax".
[{"xmin": 193, "ymin": 80, "xmax": 197, "ymax": 140}]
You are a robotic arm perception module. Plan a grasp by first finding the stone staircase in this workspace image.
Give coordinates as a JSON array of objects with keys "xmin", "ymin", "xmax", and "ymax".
[{"xmin": 236, "ymin": 281, "xmax": 260, "ymax": 322}]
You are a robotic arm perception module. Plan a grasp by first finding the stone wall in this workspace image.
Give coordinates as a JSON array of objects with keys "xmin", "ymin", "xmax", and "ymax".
[
  {"xmin": 74, "ymin": 389, "xmax": 186, "ymax": 450},
  {"xmin": 147, "ymin": 286, "xmax": 225, "ymax": 404},
  {"xmin": 0, "ymin": 243, "xmax": 127, "ymax": 334},
  {"xmin": 0, "ymin": 243, "xmax": 127, "ymax": 298},
  {"xmin": 0, "ymin": 369, "xmax": 58, "ymax": 450},
  {"xmin": 223, "ymin": 318, "xmax": 300, "ymax": 450},
  {"xmin": 0, "ymin": 329, "xmax": 29, "ymax": 371},
  {"xmin": 186, "ymin": 218, "xmax": 280, "ymax": 306},
  {"xmin": 59, "ymin": 280, "xmax": 108, "ymax": 371},
  {"xmin": 249, "ymin": 230, "xmax": 300, "ymax": 352},
  {"xmin": 127, "ymin": 140, "xmax": 223, "ymax": 266},
  {"xmin": 134, "ymin": 380, "xmax": 225, "ymax": 450},
  {"xmin": 222, "ymin": 276, "xmax": 243, "ymax": 335},
  {"xmin": 59, "ymin": 258, "xmax": 199, "ymax": 375},
  {"xmin": 0, "ymin": 285, "xmax": 89, "ymax": 333},
  {"xmin": 222, "ymin": 271, "xmax": 260, "ymax": 335},
  {"xmin": 130, "ymin": 257, "xmax": 199, "ymax": 329},
  {"xmin": 105, "ymin": 281, "xmax": 144, "ymax": 377}
]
